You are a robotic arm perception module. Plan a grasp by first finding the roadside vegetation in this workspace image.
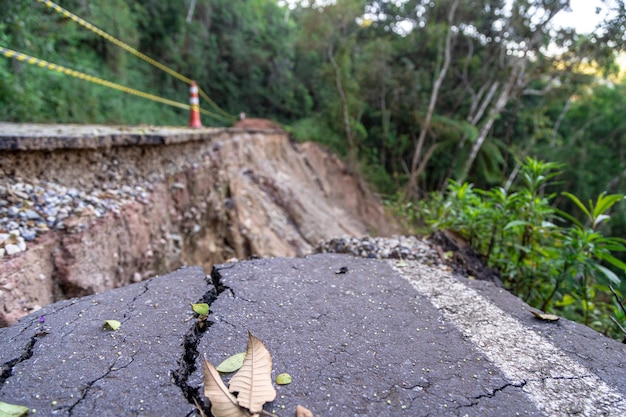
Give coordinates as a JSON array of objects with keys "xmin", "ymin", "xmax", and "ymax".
[
  {"xmin": 389, "ymin": 158, "xmax": 626, "ymax": 340},
  {"xmin": 2, "ymin": 0, "xmax": 626, "ymax": 339}
]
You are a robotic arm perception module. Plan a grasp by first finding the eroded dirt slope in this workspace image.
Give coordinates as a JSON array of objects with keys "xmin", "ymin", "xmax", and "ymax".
[{"xmin": 0, "ymin": 123, "xmax": 397, "ymax": 326}]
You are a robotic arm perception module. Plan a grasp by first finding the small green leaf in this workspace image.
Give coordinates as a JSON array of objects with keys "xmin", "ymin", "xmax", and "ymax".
[
  {"xmin": 216, "ymin": 352, "xmax": 246, "ymax": 373},
  {"xmin": 504, "ymin": 220, "xmax": 530, "ymax": 230},
  {"xmin": 596, "ymin": 265, "xmax": 621, "ymax": 285},
  {"xmin": 276, "ymin": 373, "xmax": 292, "ymax": 385},
  {"xmin": 556, "ymin": 294, "xmax": 576, "ymax": 307},
  {"xmin": 191, "ymin": 303, "xmax": 210, "ymax": 316},
  {"xmin": 103, "ymin": 320, "xmax": 121, "ymax": 331},
  {"xmin": 562, "ymin": 192, "xmax": 591, "ymax": 221},
  {"xmin": 593, "ymin": 193, "xmax": 623, "ymax": 219},
  {"xmin": 0, "ymin": 400, "xmax": 29, "ymax": 417},
  {"xmin": 599, "ymin": 253, "xmax": 626, "ymax": 271}
]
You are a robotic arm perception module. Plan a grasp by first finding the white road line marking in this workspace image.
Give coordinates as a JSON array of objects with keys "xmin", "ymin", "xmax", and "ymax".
[{"xmin": 393, "ymin": 261, "xmax": 626, "ymax": 417}]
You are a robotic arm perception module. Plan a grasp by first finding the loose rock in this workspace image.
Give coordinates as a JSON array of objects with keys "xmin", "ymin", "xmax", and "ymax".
[
  {"xmin": 0, "ymin": 177, "xmax": 152, "ymax": 256},
  {"xmin": 317, "ymin": 235, "xmax": 441, "ymax": 265}
]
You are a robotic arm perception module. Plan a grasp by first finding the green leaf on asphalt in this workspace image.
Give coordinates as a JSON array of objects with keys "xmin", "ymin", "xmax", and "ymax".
[
  {"xmin": 0, "ymin": 401, "xmax": 29, "ymax": 417},
  {"xmin": 191, "ymin": 303, "xmax": 210, "ymax": 316},
  {"xmin": 216, "ymin": 352, "xmax": 246, "ymax": 373},
  {"xmin": 103, "ymin": 320, "xmax": 121, "ymax": 331},
  {"xmin": 276, "ymin": 373, "xmax": 292, "ymax": 385}
]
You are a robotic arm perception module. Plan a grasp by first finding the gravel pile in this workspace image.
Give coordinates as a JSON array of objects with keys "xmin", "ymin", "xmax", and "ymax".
[
  {"xmin": 0, "ymin": 178, "xmax": 150, "ymax": 258},
  {"xmin": 316, "ymin": 235, "xmax": 442, "ymax": 265}
]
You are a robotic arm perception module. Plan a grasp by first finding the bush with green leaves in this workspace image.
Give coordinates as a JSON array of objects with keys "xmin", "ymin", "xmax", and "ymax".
[{"xmin": 419, "ymin": 157, "xmax": 626, "ymax": 340}]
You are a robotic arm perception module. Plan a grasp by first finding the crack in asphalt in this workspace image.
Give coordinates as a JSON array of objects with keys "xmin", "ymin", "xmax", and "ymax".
[
  {"xmin": 210, "ymin": 266, "xmax": 232, "ymax": 295},
  {"xmin": 457, "ymin": 376, "xmax": 601, "ymax": 412},
  {"xmin": 391, "ymin": 384, "xmax": 421, "ymax": 412},
  {"xmin": 127, "ymin": 279, "xmax": 151, "ymax": 309},
  {"xmin": 398, "ymin": 381, "xmax": 429, "ymax": 391},
  {"xmin": 171, "ymin": 269, "xmax": 221, "ymax": 416},
  {"xmin": 118, "ymin": 280, "xmax": 152, "ymax": 326},
  {"xmin": 543, "ymin": 374, "xmax": 593, "ymax": 381},
  {"xmin": 0, "ymin": 314, "xmax": 46, "ymax": 366},
  {"xmin": 66, "ymin": 355, "xmax": 136, "ymax": 416},
  {"xmin": 0, "ymin": 335, "xmax": 38, "ymax": 389},
  {"xmin": 0, "ymin": 283, "xmax": 151, "ymax": 396},
  {"xmin": 395, "ymin": 379, "xmax": 456, "ymax": 414},
  {"xmin": 233, "ymin": 294, "xmax": 256, "ymax": 303},
  {"xmin": 457, "ymin": 380, "xmax": 528, "ymax": 410}
]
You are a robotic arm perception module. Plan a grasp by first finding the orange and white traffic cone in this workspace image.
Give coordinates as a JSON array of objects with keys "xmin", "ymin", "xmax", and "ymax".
[{"xmin": 188, "ymin": 81, "xmax": 202, "ymax": 128}]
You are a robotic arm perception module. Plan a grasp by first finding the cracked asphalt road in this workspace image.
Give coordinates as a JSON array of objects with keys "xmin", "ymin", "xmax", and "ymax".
[
  {"xmin": 0, "ymin": 267, "xmax": 213, "ymax": 416},
  {"xmin": 1, "ymin": 254, "xmax": 625, "ymax": 416}
]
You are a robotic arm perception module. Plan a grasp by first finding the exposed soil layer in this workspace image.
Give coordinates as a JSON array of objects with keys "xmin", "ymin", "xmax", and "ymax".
[{"xmin": 0, "ymin": 123, "xmax": 397, "ymax": 326}]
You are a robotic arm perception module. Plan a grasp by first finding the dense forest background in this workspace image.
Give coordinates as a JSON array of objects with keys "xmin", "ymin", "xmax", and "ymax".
[
  {"xmin": 2, "ymin": 0, "xmax": 626, "ymax": 338},
  {"xmin": 2, "ymin": 0, "xmax": 625, "ymax": 212}
]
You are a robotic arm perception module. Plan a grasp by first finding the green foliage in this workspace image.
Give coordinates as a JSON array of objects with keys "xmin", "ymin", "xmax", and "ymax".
[
  {"xmin": 289, "ymin": 116, "xmax": 346, "ymax": 154},
  {"xmin": 383, "ymin": 193, "xmax": 433, "ymax": 236},
  {"xmin": 420, "ymin": 157, "xmax": 626, "ymax": 340},
  {"xmin": 0, "ymin": 0, "xmax": 306, "ymax": 125},
  {"xmin": 361, "ymin": 159, "xmax": 396, "ymax": 196},
  {"xmin": 2, "ymin": 1, "xmax": 625, "ymax": 220}
]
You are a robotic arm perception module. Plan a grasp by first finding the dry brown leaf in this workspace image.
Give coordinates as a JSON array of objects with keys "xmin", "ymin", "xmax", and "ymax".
[
  {"xmin": 193, "ymin": 397, "xmax": 208, "ymax": 417},
  {"xmin": 530, "ymin": 310, "xmax": 560, "ymax": 321},
  {"xmin": 296, "ymin": 405, "xmax": 314, "ymax": 417},
  {"xmin": 229, "ymin": 332, "xmax": 277, "ymax": 413},
  {"xmin": 203, "ymin": 357, "xmax": 252, "ymax": 417}
]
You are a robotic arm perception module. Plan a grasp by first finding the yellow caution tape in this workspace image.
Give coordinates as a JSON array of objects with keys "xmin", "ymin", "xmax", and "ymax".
[
  {"xmin": 197, "ymin": 86, "xmax": 235, "ymax": 120},
  {"xmin": 36, "ymin": 0, "xmax": 236, "ymax": 121},
  {"xmin": 0, "ymin": 45, "xmax": 226, "ymax": 120}
]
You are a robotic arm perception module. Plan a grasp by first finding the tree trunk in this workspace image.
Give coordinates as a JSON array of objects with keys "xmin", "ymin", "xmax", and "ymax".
[
  {"xmin": 404, "ymin": 0, "xmax": 459, "ymax": 200},
  {"xmin": 550, "ymin": 98, "xmax": 571, "ymax": 147},
  {"xmin": 328, "ymin": 44, "xmax": 357, "ymax": 169},
  {"xmin": 470, "ymin": 81, "xmax": 499, "ymax": 126},
  {"xmin": 458, "ymin": 59, "xmax": 526, "ymax": 182}
]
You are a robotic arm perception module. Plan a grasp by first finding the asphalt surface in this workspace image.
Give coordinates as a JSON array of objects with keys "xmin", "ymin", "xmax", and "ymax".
[
  {"xmin": 1, "ymin": 254, "xmax": 625, "ymax": 416},
  {"xmin": 0, "ymin": 266, "xmax": 211, "ymax": 416}
]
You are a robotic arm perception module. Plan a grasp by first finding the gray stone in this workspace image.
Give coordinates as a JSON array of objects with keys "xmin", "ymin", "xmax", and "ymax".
[
  {"xmin": 20, "ymin": 229, "xmax": 36, "ymax": 241},
  {"xmin": 24, "ymin": 209, "xmax": 40, "ymax": 220},
  {"xmin": 13, "ymin": 190, "xmax": 29, "ymax": 200},
  {"xmin": 4, "ymin": 244, "xmax": 21, "ymax": 255},
  {"xmin": 43, "ymin": 205, "xmax": 59, "ymax": 217}
]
